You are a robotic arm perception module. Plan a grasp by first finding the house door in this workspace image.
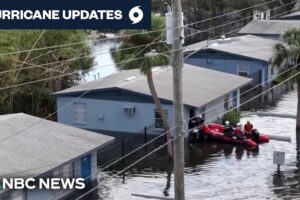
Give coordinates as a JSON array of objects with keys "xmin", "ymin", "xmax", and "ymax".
[{"xmin": 81, "ymin": 154, "xmax": 91, "ymax": 183}]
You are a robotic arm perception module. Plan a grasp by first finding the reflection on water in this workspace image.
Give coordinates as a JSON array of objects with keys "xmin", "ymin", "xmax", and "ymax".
[
  {"xmin": 96, "ymin": 91, "xmax": 299, "ymax": 200},
  {"xmin": 84, "ymin": 40, "xmax": 118, "ymax": 82}
]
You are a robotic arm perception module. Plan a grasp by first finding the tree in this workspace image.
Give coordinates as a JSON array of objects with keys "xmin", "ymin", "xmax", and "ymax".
[
  {"xmin": 0, "ymin": 30, "xmax": 93, "ymax": 117},
  {"xmin": 113, "ymin": 16, "xmax": 172, "ymax": 154},
  {"xmin": 272, "ymin": 27, "xmax": 300, "ymax": 147}
]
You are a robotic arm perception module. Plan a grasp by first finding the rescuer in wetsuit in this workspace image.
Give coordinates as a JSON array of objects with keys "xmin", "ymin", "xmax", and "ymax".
[
  {"xmin": 234, "ymin": 122, "xmax": 244, "ymax": 140},
  {"xmin": 188, "ymin": 114, "xmax": 205, "ymax": 129},
  {"xmin": 224, "ymin": 121, "xmax": 233, "ymax": 137},
  {"xmin": 244, "ymin": 120, "xmax": 254, "ymax": 137}
]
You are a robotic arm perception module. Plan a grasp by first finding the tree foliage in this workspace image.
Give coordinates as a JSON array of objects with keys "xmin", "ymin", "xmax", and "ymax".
[
  {"xmin": 113, "ymin": 16, "xmax": 173, "ymax": 155},
  {"xmin": 113, "ymin": 16, "xmax": 169, "ymax": 73},
  {"xmin": 0, "ymin": 30, "xmax": 93, "ymax": 118},
  {"xmin": 272, "ymin": 28, "xmax": 300, "ymax": 138}
]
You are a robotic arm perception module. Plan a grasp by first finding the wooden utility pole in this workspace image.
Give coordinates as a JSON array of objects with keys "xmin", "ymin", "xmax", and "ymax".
[{"xmin": 171, "ymin": 0, "xmax": 185, "ymax": 198}]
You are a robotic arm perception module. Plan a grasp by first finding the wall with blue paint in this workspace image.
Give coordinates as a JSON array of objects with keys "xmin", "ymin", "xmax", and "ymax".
[
  {"xmin": 185, "ymin": 50, "xmax": 270, "ymax": 86},
  {"xmin": 57, "ymin": 96, "xmax": 175, "ymax": 134},
  {"xmin": 57, "ymin": 89, "xmax": 240, "ymax": 134},
  {"xmin": 25, "ymin": 151, "xmax": 98, "ymax": 200}
]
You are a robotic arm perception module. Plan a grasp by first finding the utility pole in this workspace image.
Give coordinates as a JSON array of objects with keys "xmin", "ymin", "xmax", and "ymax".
[{"xmin": 171, "ymin": 0, "xmax": 185, "ymax": 198}]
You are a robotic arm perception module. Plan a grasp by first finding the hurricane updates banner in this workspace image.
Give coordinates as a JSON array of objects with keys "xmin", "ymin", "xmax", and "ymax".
[{"xmin": 0, "ymin": 0, "xmax": 151, "ymax": 29}]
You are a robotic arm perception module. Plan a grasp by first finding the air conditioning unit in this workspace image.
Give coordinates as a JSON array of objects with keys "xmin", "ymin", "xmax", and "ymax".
[{"xmin": 123, "ymin": 106, "xmax": 136, "ymax": 116}]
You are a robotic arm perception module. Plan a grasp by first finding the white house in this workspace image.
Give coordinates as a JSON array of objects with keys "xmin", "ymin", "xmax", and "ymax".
[
  {"xmin": 0, "ymin": 113, "xmax": 114, "ymax": 200},
  {"xmin": 54, "ymin": 64, "xmax": 251, "ymax": 135}
]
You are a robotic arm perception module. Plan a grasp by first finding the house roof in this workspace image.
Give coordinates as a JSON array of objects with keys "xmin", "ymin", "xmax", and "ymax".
[
  {"xmin": 280, "ymin": 11, "xmax": 300, "ymax": 19},
  {"xmin": 238, "ymin": 20, "xmax": 300, "ymax": 35},
  {"xmin": 55, "ymin": 64, "xmax": 252, "ymax": 108},
  {"xmin": 0, "ymin": 113, "xmax": 114, "ymax": 177},
  {"xmin": 184, "ymin": 35, "xmax": 279, "ymax": 62}
]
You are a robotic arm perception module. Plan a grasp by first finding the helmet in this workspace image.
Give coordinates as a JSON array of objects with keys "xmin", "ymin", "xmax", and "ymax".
[
  {"xmin": 225, "ymin": 121, "xmax": 230, "ymax": 125},
  {"xmin": 247, "ymin": 120, "xmax": 251, "ymax": 124},
  {"xmin": 237, "ymin": 122, "xmax": 242, "ymax": 127}
]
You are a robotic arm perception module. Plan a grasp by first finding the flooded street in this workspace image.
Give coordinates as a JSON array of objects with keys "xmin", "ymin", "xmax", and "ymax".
[{"xmin": 97, "ymin": 91, "xmax": 299, "ymax": 200}]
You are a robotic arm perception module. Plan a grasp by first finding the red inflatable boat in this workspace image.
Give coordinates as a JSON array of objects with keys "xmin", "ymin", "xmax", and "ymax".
[
  {"xmin": 200, "ymin": 123, "xmax": 269, "ymax": 149},
  {"xmin": 233, "ymin": 126, "xmax": 269, "ymax": 144}
]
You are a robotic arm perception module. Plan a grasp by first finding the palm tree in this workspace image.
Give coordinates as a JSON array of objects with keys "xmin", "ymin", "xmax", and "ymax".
[
  {"xmin": 272, "ymin": 27, "xmax": 300, "ymax": 146},
  {"xmin": 113, "ymin": 15, "xmax": 172, "ymax": 155}
]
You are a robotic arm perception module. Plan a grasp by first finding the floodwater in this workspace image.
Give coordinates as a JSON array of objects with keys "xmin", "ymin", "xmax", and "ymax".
[
  {"xmin": 84, "ymin": 40, "xmax": 118, "ymax": 82},
  {"xmin": 95, "ymin": 91, "xmax": 299, "ymax": 200}
]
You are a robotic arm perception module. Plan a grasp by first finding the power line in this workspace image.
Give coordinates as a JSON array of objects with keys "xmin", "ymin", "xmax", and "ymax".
[
  {"xmin": 0, "ymin": 4, "xmax": 292, "ymax": 91},
  {"xmin": 0, "ymin": 32, "xmax": 167, "ymax": 146},
  {"xmin": 0, "ymin": 5, "xmax": 295, "ymax": 177},
  {"xmin": 0, "ymin": 40, "xmax": 166, "ymax": 75},
  {"xmin": 184, "ymin": 0, "xmax": 296, "ymax": 40},
  {"xmin": 0, "ymin": 0, "xmax": 293, "ymax": 77},
  {"xmin": 42, "ymin": 62, "xmax": 300, "ymax": 200},
  {"xmin": 0, "ymin": 0, "xmax": 286, "ymax": 58},
  {"xmin": 74, "ymin": 69, "xmax": 300, "ymax": 200},
  {"xmin": 0, "ymin": 2, "xmax": 296, "ymax": 194},
  {"xmin": 74, "ymin": 135, "xmax": 180, "ymax": 200}
]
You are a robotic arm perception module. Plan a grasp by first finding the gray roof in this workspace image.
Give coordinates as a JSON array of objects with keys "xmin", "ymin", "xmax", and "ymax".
[
  {"xmin": 55, "ymin": 64, "xmax": 252, "ymax": 108},
  {"xmin": 0, "ymin": 113, "xmax": 113, "ymax": 177},
  {"xmin": 184, "ymin": 35, "xmax": 279, "ymax": 62},
  {"xmin": 280, "ymin": 11, "xmax": 300, "ymax": 19},
  {"xmin": 238, "ymin": 20, "xmax": 300, "ymax": 35}
]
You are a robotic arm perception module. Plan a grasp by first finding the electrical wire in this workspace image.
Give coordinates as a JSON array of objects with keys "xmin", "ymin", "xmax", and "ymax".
[
  {"xmin": 0, "ymin": 0, "xmax": 288, "ymax": 58},
  {"xmin": 74, "ymin": 69, "xmax": 300, "ymax": 200},
  {"xmin": 0, "ymin": 1, "xmax": 293, "ymax": 77},
  {"xmin": 0, "ymin": 5, "xmax": 296, "ymax": 179}
]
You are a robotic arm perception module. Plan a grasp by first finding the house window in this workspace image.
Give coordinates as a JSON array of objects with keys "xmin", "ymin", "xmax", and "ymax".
[
  {"xmin": 238, "ymin": 63, "xmax": 249, "ymax": 77},
  {"xmin": 270, "ymin": 68, "xmax": 274, "ymax": 76},
  {"xmin": 74, "ymin": 103, "xmax": 87, "ymax": 124},
  {"xmin": 52, "ymin": 163, "xmax": 74, "ymax": 179},
  {"xmin": 154, "ymin": 109, "xmax": 168, "ymax": 129},
  {"xmin": 233, "ymin": 91, "xmax": 238, "ymax": 108},
  {"xmin": 62, "ymin": 163, "xmax": 74, "ymax": 178},
  {"xmin": 224, "ymin": 95, "xmax": 229, "ymax": 110}
]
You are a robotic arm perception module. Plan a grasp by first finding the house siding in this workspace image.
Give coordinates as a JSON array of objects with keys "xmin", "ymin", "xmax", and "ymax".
[
  {"xmin": 57, "ymin": 97, "xmax": 175, "ymax": 134},
  {"xmin": 185, "ymin": 51, "xmax": 270, "ymax": 87},
  {"xmin": 0, "ymin": 151, "xmax": 99, "ymax": 200},
  {"xmin": 57, "ymin": 88, "xmax": 239, "ymax": 135},
  {"xmin": 26, "ymin": 151, "xmax": 97, "ymax": 200}
]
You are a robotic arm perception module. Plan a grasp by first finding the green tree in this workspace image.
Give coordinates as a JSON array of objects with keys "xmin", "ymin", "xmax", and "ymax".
[
  {"xmin": 113, "ymin": 16, "xmax": 172, "ymax": 148},
  {"xmin": 0, "ymin": 30, "xmax": 93, "ymax": 117},
  {"xmin": 272, "ymin": 27, "xmax": 300, "ymax": 145}
]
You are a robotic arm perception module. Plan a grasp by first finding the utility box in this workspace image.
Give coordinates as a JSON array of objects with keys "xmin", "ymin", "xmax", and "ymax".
[
  {"xmin": 165, "ymin": 11, "xmax": 184, "ymax": 45},
  {"xmin": 273, "ymin": 151, "xmax": 285, "ymax": 165}
]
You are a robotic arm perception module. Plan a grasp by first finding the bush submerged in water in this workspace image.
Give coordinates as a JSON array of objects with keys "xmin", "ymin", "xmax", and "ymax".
[{"xmin": 223, "ymin": 107, "xmax": 240, "ymax": 126}]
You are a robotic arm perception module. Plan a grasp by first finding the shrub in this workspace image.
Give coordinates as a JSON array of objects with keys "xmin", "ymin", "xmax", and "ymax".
[{"xmin": 223, "ymin": 107, "xmax": 240, "ymax": 125}]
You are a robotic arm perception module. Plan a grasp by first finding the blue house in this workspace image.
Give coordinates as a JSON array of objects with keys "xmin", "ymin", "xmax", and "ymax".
[
  {"xmin": 0, "ymin": 113, "xmax": 114, "ymax": 200},
  {"xmin": 54, "ymin": 64, "xmax": 251, "ymax": 135},
  {"xmin": 185, "ymin": 35, "xmax": 278, "ymax": 86},
  {"xmin": 184, "ymin": 35, "xmax": 292, "ymax": 104}
]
